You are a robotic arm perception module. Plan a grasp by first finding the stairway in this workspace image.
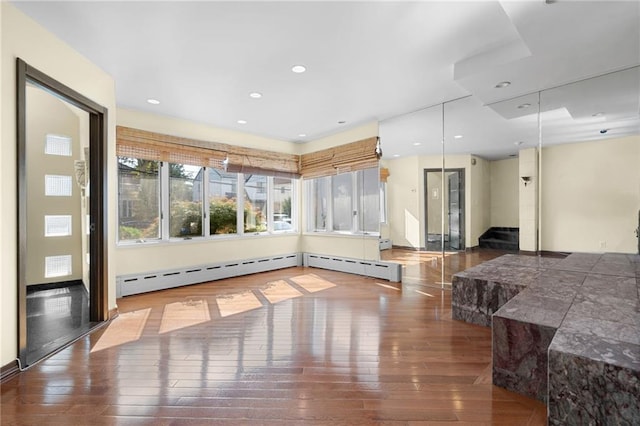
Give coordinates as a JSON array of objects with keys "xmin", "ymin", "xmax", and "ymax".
[{"xmin": 478, "ymin": 227, "xmax": 519, "ymax": 251}]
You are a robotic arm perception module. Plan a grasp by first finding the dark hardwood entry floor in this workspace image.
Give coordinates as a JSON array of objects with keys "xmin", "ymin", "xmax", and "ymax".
[{"xmin": 2, "ymin": 249, "xmax": 546, "ymax": 425}]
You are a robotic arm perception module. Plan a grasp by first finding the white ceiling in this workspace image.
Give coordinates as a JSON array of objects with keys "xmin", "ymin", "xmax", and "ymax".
[{"xmin": 12, "ymin": 0, "xmax": 640, "ymax": 160}]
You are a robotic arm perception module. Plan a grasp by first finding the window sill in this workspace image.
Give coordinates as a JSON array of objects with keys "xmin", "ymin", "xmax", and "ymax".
[
  {"xmin": 302, "ymin": 231, "xmax": 380, "ymax": 239},
  {"xmin": 116, "ymin": 231, "xmax": 300, "ymax": 247}
]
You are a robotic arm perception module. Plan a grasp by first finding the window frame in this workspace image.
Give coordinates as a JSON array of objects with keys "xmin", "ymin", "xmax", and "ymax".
[
  {"xmin": 305, "ymin": 167, "xmax": 381, "ymax": 236},
  {"xmin": 117, "ymin": 160, "xmax": 299, "ymax": 245}
]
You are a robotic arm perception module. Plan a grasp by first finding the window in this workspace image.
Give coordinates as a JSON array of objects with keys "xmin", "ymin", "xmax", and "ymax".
[
  {"xmin": 117, "ymin": 158, "xmax": 297, "ymax": 243},
  {"xmin": 306, "ymin": 167, "xmax": 380, "ymax": 235},
  {"xmin": 244, "ymin": 174, "xmax": 268, "ymax": 233},
  {"xmin": 117, "ymin": 157, "xmax": 161, "ymax": 241},
  {"xmin": 169, "ymin": 163, "xmax": 203, "ymax": 238},
  {"xmin": 271, "ymin": 177, "xmax": 294, "ymax": 232},
  {"xmin": 309, "ymin": 178, "xmax": 328, "ymax": 231},
  {"xmin": 357, "ymin": 168, "xmax": 380, "ymax": 233},
  {"xmin": 208, "ymin": 169, "xmax": 238, "ymax": 235},
  {"xmin": 332, "ymin": 172, "xmax": 353, "ymax": 232}
]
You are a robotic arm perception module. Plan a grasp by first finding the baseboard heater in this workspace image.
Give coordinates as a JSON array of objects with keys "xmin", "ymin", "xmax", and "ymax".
[
  {"xmin": 303, "ymin": 253, "xmax": 402, "ymax": 282},
  {"xmin": 116, "ymin": 253, "xmax": 302, "ymax": 297}
]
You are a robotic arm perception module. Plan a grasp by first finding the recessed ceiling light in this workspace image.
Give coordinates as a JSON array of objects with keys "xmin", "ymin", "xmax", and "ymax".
[
  {"xmin": 249, "ymin": 92, "xmax": 262, "ymax": 99},
  {"xmin": 454, "ymin": 135, "xmax": 463, "ymax": 139},
  {"xmin": 517, "ymin": 103, "xmax": 531, "ymax": 109},
  {"xmin": 291, "ymin": 65, "xmax": 306, "ymax": 73},
  {"xmin": 237, "ymin": 119, "xmax": 247, "ymax": 124},
  {"xmin": 393, "ymin": 154, "xmax": 400, "ymax": 157},
  {"xmin": 599, "ymin": 129, "xmax": 609, "ymax": 134},
  {"xmin": 495, "ymin": 81, "xmax": 511, "ymax": 89},
  {"xmin": 509, "ymin": 154, "xmax": 517, "ymax": 157},
  {"xmin": 413, "ymin": 142, "xmax": 421, "ymax": 146},
  {"xmin": 338, "ymin": 120, "xmax": 346, "ymax": 124},
  {"xmin": 298, "ymin": 133, "xmax": 307, "ymax": 137},
  {"xmin": 592, "ymin": 112, "xmax": 604, "ymax": 117},
  {"xmin": 514, "ymin": 141, "xmax": 524, "ymax": 146},
  {"xmin": 147, "ymin": 98, "xmax": 160, "ymax": 105}
]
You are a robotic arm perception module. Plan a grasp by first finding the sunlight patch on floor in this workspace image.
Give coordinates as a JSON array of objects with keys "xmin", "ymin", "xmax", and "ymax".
[
  {"xmin": 260, "ymin": 280, "xmax": 303, "ymax": 304},
  {"xmin": 159, "ymin": 299, "xmax": 211, "ymax": 334},
  {"xmin": 290, "ymin": 274, "xmax": 337, "ymax": 293},
  {"xmin": 91, "ymin": 308, "xmax": 150, "ymax": 352},
  {"xmin": 376, "ymin": 282, "xmax": 400, "ymax": 291},
  {"xmin": 216, "ymin": 290, "xmax": 263, "ymax": 317}
]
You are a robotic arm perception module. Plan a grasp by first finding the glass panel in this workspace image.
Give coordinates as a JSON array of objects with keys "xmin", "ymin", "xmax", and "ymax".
[
  {"xmin": 357, "ymin": 167, "xmax": 380, "ymax": 234},
  {"xmin": 208, "ymin": 168, "xmax": 238, "ymax": 235},
  {"xmin": 308, "ymin": 177, "xmax": 328, "ymax": 232},
  {"xmin": 244, "ymin": 174, "xmax": 267, "ymax": 233},
  {"xmin": 117, "ymin": 157, "xmax": 161, "ymax": 241},
  {"xmin": 272, "ymin": 177, "xmax": 294, "ymax": 231},
  {"xmin": 539, "ymin": 66, "xmax": 640, "ymax": 253},
  {"xmin": 169, "ymin": 163, "xmax": 203, "ymax": 238},
  {"xmin": 332, "ymin": 172, "xmax": 353, "ymax": 232}
]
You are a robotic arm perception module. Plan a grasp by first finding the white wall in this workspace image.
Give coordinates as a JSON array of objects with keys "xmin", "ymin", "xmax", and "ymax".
[
  {"xmin": 541, "ymin": 136, "xmax": 640, "ymax": 253},
  {"xmin": 1, "ymin": 3, "xmax": 117, "ymax": 367},
  {"xmin": 519, "ymin": 148, "xmax": 539, "ymax": 251},
  {"xmin": 490, "ymin": 158, "xmax": 519, "ymax": 228}
]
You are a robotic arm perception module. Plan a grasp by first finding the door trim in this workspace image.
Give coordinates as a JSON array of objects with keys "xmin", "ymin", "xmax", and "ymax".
[{"xmin": 16, "ymin": 58, "xmax": 109, "ymax": 367}]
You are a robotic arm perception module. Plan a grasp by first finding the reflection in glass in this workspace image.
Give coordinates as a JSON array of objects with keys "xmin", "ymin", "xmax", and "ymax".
[
  {"xmin": 117, "ymin": 157, "xmax": 161, "ymax": 241},
  {"xmin": 539, "ymin": 66, "xmax": 640, "ymax": 253},
  {"xmin": 208, "ymin": 169, "xmax": 238, "ymax": 235},
  {"xmin": 357, "ymin": 168, "xmax": 380, "ymax": 233},
  {"xmin": 272, "ymin": 177, "xmax": 293, "ymax": 231},
  {"xmin": 332, "ymin": 172, "xmax": 353, "ymax": 232},
  {"xmin": 308, "ymin": 177, "xmax": 328, "ymax": 231},
  {"xmin": 170, "ymin": 163, "xmax": 203, "ymax": 238},
  {"xmin": 244, "ymin": 174, "xmax": 267, "ymax": 233}
]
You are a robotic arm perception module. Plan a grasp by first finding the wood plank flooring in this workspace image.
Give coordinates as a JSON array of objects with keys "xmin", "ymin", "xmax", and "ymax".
[{"xmin": 1, "ymin": 248, "xmax": 546, "ymax": 425}]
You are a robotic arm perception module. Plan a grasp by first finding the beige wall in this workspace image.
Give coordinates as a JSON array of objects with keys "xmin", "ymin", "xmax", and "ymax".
[
  {"xmin": 469, "ymin": 156, "xmax": 491, "ymax": 247},
  {"xmin": 519, "ymin": 148, "xmax": 539, "ymax": 251},
  {"xmin": 386, "ymin": 156, "xmax": 421, "ymax": 248},
  {"xmin": 490, "ymin": 158, "xmax": 519, "ymax": 228},
  {"xmin": 541, "ymin": 136, "xmax": 640, "ymax": 253},
  {"xmin": 1, "ymin": 3, "xmax": 117, "ymax": 366}
]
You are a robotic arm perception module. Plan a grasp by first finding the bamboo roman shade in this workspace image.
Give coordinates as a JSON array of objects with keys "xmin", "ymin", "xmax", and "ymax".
[
  {"xmin": 116, "ymin": 126, "xmax": 300, "ymax": 178},
  {"xmin": 117, "ymin": 127, "xmax": 379, "ymax": 180},
  {"xmin": 299, "ymin": 137, "xmax": 379, "ymax": 179}
]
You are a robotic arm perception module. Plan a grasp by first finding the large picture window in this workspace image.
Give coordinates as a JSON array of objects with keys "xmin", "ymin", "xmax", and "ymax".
[
  {"xmin": 208, "ymin": 169, "xmax": 238, "ymax": 235},
  {"xmin": 169, "ymin": 163, "xmax": 203, "ymax": 238},
  {"xmin": 117, "ymin": 157, "xmax": 161, "ymax": 241},
  {"xmin": 306, "ymin": 167, "xmax": 380, "ymax": 235},
  {"xmin": 117, "ymin": 159, "xmax": 297, "ymax": 243}
]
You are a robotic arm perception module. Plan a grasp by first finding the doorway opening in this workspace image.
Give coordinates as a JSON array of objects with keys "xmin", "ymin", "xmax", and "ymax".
[
  {"xmin": 424, "ymin": 168, "xmax": 465, "ymax": 251},
  {"xmin": 17, "ymin": 59, "xmax": 109, "ymax": 367}
]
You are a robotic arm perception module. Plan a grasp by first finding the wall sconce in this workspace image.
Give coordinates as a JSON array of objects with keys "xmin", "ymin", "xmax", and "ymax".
[
  {"xmin": 521, "ymin": 176, "xmax": 532, "ymax": 186},
  {"xmin": 374, "ymin": 137, "xmax": 383, "ymax": 159}
]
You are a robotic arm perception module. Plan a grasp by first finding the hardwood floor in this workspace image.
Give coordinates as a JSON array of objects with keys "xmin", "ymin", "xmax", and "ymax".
[{"xmin": 1, "ymin": 248, "xmax": 546, "ymax": 425}]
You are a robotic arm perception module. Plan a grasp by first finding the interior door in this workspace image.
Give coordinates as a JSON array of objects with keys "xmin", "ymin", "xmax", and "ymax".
[{"xmin": 448, "ymin": 172, "xmax": 461, "ymax": 250}]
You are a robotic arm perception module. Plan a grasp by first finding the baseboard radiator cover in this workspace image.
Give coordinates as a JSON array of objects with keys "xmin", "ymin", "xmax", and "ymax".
[
  {"xmin": 303, "ymin": 253, "xmax": 402, "ymax": 282},
  {"xmin": 379, "ymin": 238, "xmax": 392, "ymax": 250},
  {"xmin": 117, "ymin": 253, "xmax": 302, "ymax": 297}
]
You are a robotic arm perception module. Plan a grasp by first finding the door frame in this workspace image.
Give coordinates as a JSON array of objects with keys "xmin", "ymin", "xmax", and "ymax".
[
  {"xmin": 423, "ymin": 168, "xmax": 465, "ymax": 251},
  {"xmin": 16, "ymin": 58, "xmax": 109, "ymax": 367}
]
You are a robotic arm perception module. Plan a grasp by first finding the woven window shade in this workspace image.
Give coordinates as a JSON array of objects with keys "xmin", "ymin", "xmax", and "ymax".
[
  {"xmin": 300, "ymin": 137, "xmax": 379, "ymax": 179},
  {"xmin": 116, "ymin": 126, "xmax": 300, "ymax": 177}
]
